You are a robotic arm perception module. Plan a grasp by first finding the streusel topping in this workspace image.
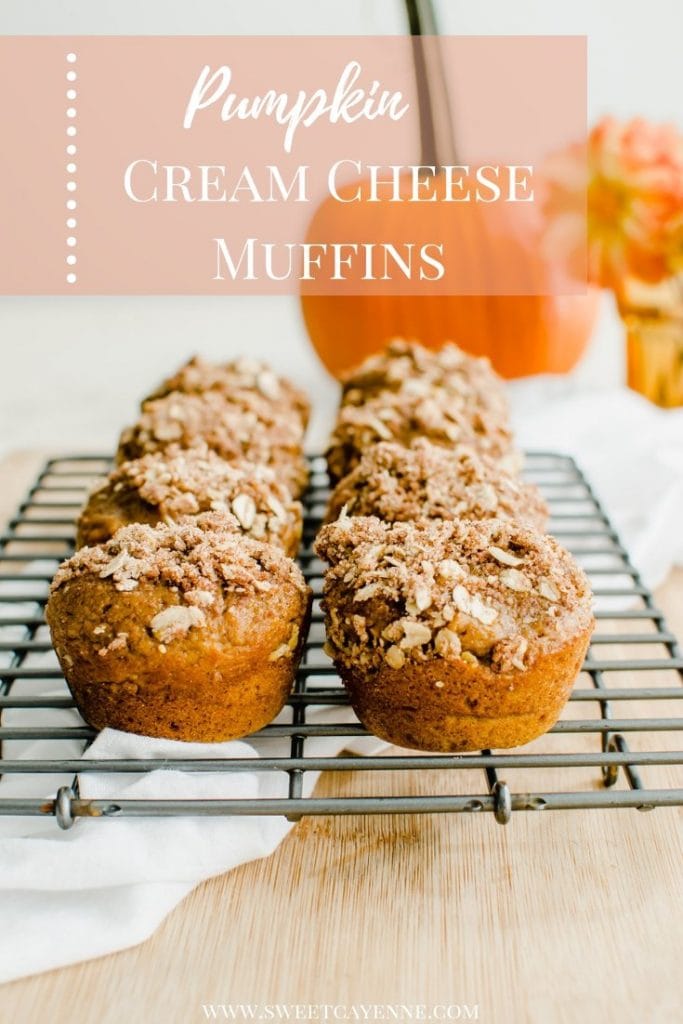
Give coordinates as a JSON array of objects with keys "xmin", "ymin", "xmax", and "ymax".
[
  {"xmin": 327, "ymin": 439, "xmax": 547, "ymax": 529},
  {"xmin": 117, "ymin": 390, "xmax": 308, "ymax": 494},
  {"xmin": 144, "ymin": 355, "xmax": 310, "ymax": 430},
  {"xmin": 341, "ymin": 339, "xmax": 508, "ymax": 421},
  {"xmin": 315, "ymin": 516, "xmax": 593, "ymax": 674},
  {"xmin": 52, "ymin": 512, "xmax": 309, "ymax": 602},
  {"xmin": 85, "ymin": 445, "xmax": 302, "ymax": 545},
  {"xmin": 326, "ymin": 389, "xmax": 519, "ymax": 482}
]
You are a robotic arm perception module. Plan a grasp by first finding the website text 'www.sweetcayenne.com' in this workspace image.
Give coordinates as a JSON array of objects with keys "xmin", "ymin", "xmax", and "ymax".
[{"xmin": 200, "ymin": 1006, "xmax": 480, "ymax": 1021}]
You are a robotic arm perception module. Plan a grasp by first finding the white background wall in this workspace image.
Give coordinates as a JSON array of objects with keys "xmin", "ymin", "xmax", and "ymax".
[{"xmin": 1, "ymin": 0, "xmax": 682, "ymax": 454}]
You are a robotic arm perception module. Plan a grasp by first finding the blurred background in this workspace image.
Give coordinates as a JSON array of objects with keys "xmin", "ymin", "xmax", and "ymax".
[{"xmin": 1, "ymin": 0, "xmax": 682, "ymax": 457}]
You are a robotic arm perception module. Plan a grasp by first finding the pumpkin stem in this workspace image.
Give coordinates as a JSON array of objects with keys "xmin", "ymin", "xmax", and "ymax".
[{"xmin": 404, "ymin": 0, "xmax": 458, "ymax": 166}]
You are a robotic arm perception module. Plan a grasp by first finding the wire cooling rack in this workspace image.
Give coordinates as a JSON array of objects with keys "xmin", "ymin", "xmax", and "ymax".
[{"xmin": 0, "ymin": 453, "xmax": 682, "ymax": 829}]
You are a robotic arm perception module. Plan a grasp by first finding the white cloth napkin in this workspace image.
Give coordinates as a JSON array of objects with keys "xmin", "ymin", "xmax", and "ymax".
[
  {"xmin": 1, "ymin": 384, "xmax": 682, "ymax": 983},
  {"xmin": 509, "ymin": 383, "xmax": 683, "ymax": 588},
  {"xmin": 0, "ymin": 678, "xmax": 383, "ymax": 982},
  {"xmin": 0, "ymin": 578, "xmax": 385, "ymax": 982}
]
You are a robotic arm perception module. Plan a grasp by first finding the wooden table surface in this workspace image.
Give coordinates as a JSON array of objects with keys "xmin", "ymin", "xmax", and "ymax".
[{"xmin": 1, "ymin": 451, "xmax": 682, "ymax": 1024}]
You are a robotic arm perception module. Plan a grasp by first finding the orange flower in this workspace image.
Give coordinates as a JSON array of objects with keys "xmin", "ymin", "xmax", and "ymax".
[
  {"xmin": 665, "ymin": 210, "xmax": 683, "ymax": 275},
  {"xmin": 542, "ymin": 117, "xmax": 683, "ymax": 292}
]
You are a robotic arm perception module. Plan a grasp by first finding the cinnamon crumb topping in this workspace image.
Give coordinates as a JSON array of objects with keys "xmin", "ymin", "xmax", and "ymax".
[
  {"xmin": 326, "ymin": 389, "xmax": 520, "ymax": 483},
  {"xmin": 144, "ymin": 355, "xmax": 310, "ymax": 429},
  {"xmin": 315, "ymin": 516, "xmax": 593, "ymax": 675},
  {"xmin": 341, "ymin": 339, "xmax": 508, "ymax": 421},
  {"xmin": 82, "ymin": 445, "xmax": 302, "ymax": 548},
  {"xmin": 327, "ymin": 439, "xmax": 547, "ymax": 529},
  {"xmin": 117, "ymin": 390, "xmax": 308, "ymax": 495},
  {"xmin": 52, "ymin": 512, "xmax": 309, "ymax": 610}
]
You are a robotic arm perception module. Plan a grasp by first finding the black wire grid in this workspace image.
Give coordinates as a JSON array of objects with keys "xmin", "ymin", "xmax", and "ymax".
[{"xmin": 0, "ymin": 453, "xmax": 682, "ymax": 829}]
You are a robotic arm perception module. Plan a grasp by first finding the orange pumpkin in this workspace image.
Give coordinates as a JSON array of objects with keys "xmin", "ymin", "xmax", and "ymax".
[{"xmin": 300, "ymin": 176, "xmax": 600, "ymax": 380}]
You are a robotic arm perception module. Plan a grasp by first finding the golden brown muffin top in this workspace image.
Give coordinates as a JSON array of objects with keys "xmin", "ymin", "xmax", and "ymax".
[
  {"xmin": 144, "ymin": 355, "xmax": 310, "ymax": 429},
  {"xmin": 326, "ymin": 388, "xmax": 519, "ymax": 481},
  {"xmin": 87, "ymin": 445, "xmax": 301, "ymax": 542},
  {"xmin": 52, "ymin": 512, "xmax": 309, "ymax": 608},
  {"xmin": 315, "ymin": 516, "xmax": 593, "ymax": 674},
  {"xmin": 327, "ymin": 439, "xmax": 547, "ymax": 529},
  {"xmin": 341, "ymin": 339, "xmax": 508, "ymax": 417}
]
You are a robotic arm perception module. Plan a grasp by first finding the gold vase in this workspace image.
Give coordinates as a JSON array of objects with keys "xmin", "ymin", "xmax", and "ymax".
[{"xmin": 620, "ymin": 277, "xmax": 683, "ymax": 408}]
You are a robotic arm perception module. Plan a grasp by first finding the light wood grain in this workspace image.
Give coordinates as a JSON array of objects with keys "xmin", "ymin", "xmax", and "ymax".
[{"xmin": 0, "ymin": 451, "xmax": 682, "ymax": 1024}]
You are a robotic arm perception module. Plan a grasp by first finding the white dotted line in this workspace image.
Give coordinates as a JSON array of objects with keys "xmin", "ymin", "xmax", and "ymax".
[{"xmin": 65, "ymin": 52, "xmax": 77, "ymax": 284}]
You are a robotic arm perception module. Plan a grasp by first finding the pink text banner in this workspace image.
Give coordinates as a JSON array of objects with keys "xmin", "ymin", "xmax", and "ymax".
[{"xmin": 0, "ymin": 36, "xmax": 587, "ymax": 295}]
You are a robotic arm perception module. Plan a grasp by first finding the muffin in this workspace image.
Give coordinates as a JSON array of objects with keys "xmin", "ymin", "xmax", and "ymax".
[
  {"xmin": 341, "ymin": 339, "xmax": 509, "ymax": 424},
  {"xmin": 117, "ymin": 389, "xmax": 309, "ymax": 496},
  {"xmin": 326, "ymin": 439, "xmax": 547, "ymax": 530},
  {"xmin": 46, "ymin": 513, "xmax": 312, "ymax": 742},
  {"xmin": 315, "ymin": 515, "xmax": 593, "ymax": 752},
  {"xmin": 327, "ymin": 440, "xmax": 548, "ymax": 532},
  {"xmin": 77, "ymin": 445, "xmax": 303, "ymax": 555},
  {"xmin": 326, "ymin": 389, "xmax": 519, "ymax": 484},
  {"xmin": 144, "ymin": 354, "xmax": 310, "ymax": 431}
]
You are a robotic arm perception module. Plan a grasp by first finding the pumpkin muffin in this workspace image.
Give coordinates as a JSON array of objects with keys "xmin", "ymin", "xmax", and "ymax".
[
  {"xmin": 117, "ymin": 389, "xmax": 309, "ymax": 496},
  {"xmin": 315, "ymin": 515, "xmax": 593, "ymax": 752},
  {"xmin": 144, "ymin": 354, "xmax": 310, "ymax": 431},
  {"xmin": 46, "ymin": 513, "xmax": 312, "ymax": 742},
  {"xmin": 326, "ymin": 388, "xmax": 519, "ymax": 484},
  {"xmin": 341, "ymin": 339, "xmax": 509, "ymax": 423},
  {"xmin": 326, "ymin": 439, "xmax": 547, "ymax": 530},
  {"xmin": 77, "ymin": 446, "xmax": 303, "ymax": 555}
]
